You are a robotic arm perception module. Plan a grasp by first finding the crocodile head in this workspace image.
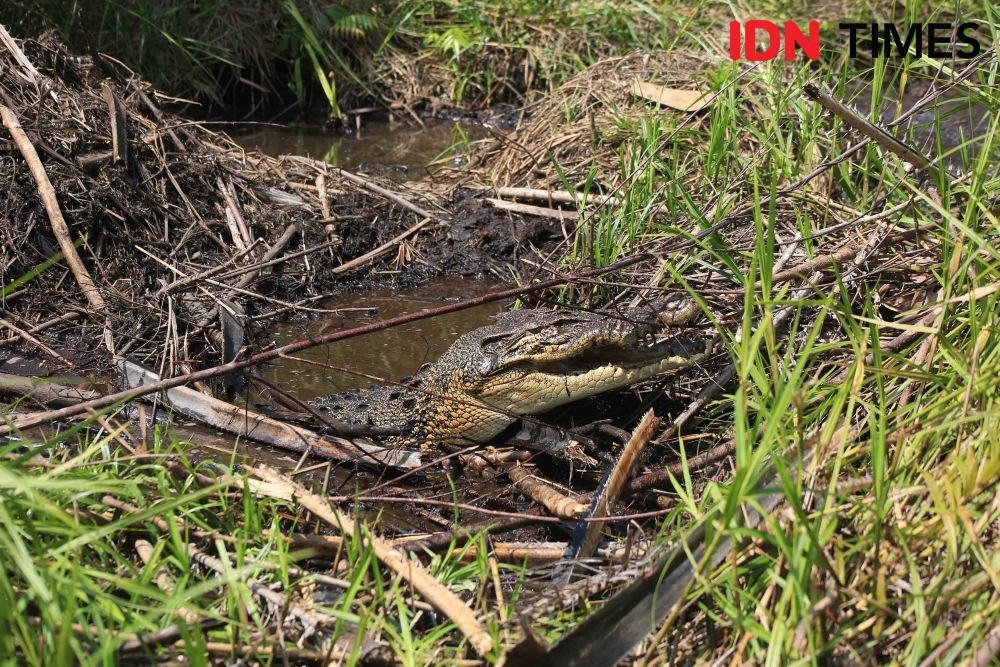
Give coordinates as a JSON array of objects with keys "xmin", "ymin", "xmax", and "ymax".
[
  {"xmin": 451, "ymin": 305, "xmax": 708, "ymax": 416},
  {"xmin": 315, "ymin": 297, "xmax": 712, "ymax": 446}
]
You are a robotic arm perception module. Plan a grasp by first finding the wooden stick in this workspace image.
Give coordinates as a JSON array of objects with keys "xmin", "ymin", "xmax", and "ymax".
[
  {"xmin": 494, "ymin": 186, "xmax": 611, "ymax": 206},
  {"xmin": 332, "ymin": 216, "xmax": 431, "ymax": 274},
  {"xmin": 0, "ymin": 372, "xmax": 100, "ymax": 407},
  {"xmin": 281, "ymin": 156, "xmax": 437, "ymax": 220},
  {"xmin": 333, "ymin": 167, "xmax": 436, "ymax": 219},
  {"xmin": 0, "ymin": 315, "xmax": 74, "ymax": 367},
  {"xmin": 485, "ymin": 198, "xmax": 580, "ymax": 221},
  {"xmin": 509, "ymin": 464, "xmax": 588, "ymax": 518},
  {"xmin": 152, "ymin": 244, "xmax": 259, "ymax": 299},
  {"xmin": 492, "ymin": 183, "xmax": 669, "ymax": 216},
  {"xmin": 217, "ymin": 177, "xmax": 252, "ymax": 248},
  {"xmin": 250, "ymin": 465, "xmax": 494, "ymax": 656},
  {"xmin": 0, "ymin": 311, "xmax": 82, "ymax": 350},
  {"xmin": 0, "ymin": 25, "xmax": 46, "ymax": 89},
  {"xmin": 626, "ymin": 437, "xmax": 736, "ymax": 495},
  {"xmin": 458, "ymin": 540, "xmax": 651, "ymax": 564},
  {"xmin": 803, "ymin": 84, "xmax": 934, "ymax": 173},
  {"xmin": 214, "ymin": 239, "xmax": 339, "ymax": 282},
  {"xmin": 119, "ymin": 359, "xmax": 419, "ymax": 469},
  {"xmin": 100, "ymin": 83, "xmax": 128, "ymax": 166},
  {"xmin": 1, "ymin": 106, "xmax": 108, "ymax": 334},
  {"xmin": 569, "ymin": 410, "xmax": 660, "ymax": 561},
  {"xmin": 233, "ymin": 222, "xmax": 299, "ymax": 289},
  {"xmin": 222, "ymin": 207, "xmax": 247, "ymax": 252},
  {"xmin": 772, "ymin": 223, "xmax": 935, "ymax": 285}
]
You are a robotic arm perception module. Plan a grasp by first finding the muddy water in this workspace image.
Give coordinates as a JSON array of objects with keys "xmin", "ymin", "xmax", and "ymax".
[
  {"xmin": 261, "ymin": 277, "xmax": 506, "ymax": 401},
  {"xmin": 235, "ymin": 117, "xmax": 487, "ymax": 180},
  {"xmin": 847, "ymin": 79, "xmax": 992, "ymax": 170}
]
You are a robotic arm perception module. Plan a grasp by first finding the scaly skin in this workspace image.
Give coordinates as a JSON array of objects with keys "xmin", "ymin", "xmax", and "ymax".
[{"xmin": 313, "ymin": 296, "xmax": 712, "ymax": 446}]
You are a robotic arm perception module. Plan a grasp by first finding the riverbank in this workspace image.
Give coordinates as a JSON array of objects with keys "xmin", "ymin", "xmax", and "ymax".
[{"xmin": 2, "ymin": 10, "xmax": 999, "ymax": 667}]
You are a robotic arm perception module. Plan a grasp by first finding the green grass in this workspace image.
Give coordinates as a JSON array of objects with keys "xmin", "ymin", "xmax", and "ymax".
[
  {"xmin": 0, "ymin": 424, "xmax": 526, "ymax": 664},
  {"xmin": 541, "ymin": 1, "xmax": 999, "ymax": 660}
]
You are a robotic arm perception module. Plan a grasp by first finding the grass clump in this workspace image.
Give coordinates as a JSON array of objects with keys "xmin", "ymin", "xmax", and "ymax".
[
  {"xmin": 489, "ymin": 1, "xmax": 998, "ymax": 660},
  {"xmin": 0, "ymin": 424, "xmax": 524, "ymax": 664}
]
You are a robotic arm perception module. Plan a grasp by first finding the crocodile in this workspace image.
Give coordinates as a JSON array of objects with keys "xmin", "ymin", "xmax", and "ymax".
[{"xmin": 313, "ymin": 296, "xmax": 712, "ymax": 447}]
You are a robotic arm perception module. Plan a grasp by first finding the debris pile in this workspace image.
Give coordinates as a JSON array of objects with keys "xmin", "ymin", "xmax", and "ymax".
[
  {"xmin": 477, "ymin": 50, "xmax": 718, "ymax": 188},
  {"xmin": 0, "ymin": 32, "xmax": 461, "ymax": 375}
]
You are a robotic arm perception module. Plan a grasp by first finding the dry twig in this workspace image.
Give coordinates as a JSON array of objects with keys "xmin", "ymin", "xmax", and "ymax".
[{"xmin": 249, "ymin": 465, "xmax": 495, "ymax": 656}]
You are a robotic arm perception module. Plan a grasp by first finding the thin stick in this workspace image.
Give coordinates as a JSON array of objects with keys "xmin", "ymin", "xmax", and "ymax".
[
  {"xmin": 218, "ymin": 177, "xmax": 252, "ymax": 247},
  {"xmin": 485, "ymin": 198, "xmax": 580, "ymax": 220},
  {"xmin": 0, "ymin": 311, "xmax": 82, "ymax": 350},
  {"xmin": 250, "ymin": 465, "xmax": 494, "ymax": 656},
  {"xmin": 214, "ymin": 239, "xmax": 340, "ymax": 282},
  {"xmin": 803, "ymin": 84, "xmax": 934, "ymax": 173},
  {"xmin": 509, "ymin": 465, "xmax": 588, "ymax": 518},
  {"xmin": 153, "ymin": 242, "xmax": 259, "ymax": 298},
  {"xmin": 0, "ymin": 25, "xmax": 46, "ymax": 88},
  {"xmin": 120, "ymin": 359, "xmax": 417, "ymax": 468},
  {"xmin": 626, "ymin": 437, "xmax": 736, "ymax": 495},
  {"xmin": 494, "ymin": 186, "xmax": 611, "ymax": 206},
  {"xmin": 332, "ymin": 217, "xmax": 432, "ymax": 274},
  {"xmin": 772, "ymin": 223, "xmax": 935, "ymax": 284},
  {"xmin": 0, "ymin": 316, "xmax": 73, "ymax": 367},
  {"xmin": 0, "ymin": 372, "xmax": 100, "ymax": 407},
  {"xmin": 233, "ymin": 222, "xmax": 299, "ymax": 289},
  {"xmin": 569, "ymin": 410, "xmax": 660, "ymax": 561},
  {"xmin": 282, "ymin": 156, "xmax": 437, "ymax": 220},
  {"xmin": 1, "ymin": 106, "xmax": 108, "ymax": 338}
]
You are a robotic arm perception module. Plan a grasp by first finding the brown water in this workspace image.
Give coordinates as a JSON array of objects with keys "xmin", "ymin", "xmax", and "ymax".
[
  {"xmin": 235, "ymin": 118, "xmax": 487, "ymax": 180},
  {"xmin": 260, "ymin": 277, "xmax": 506, "ymax": 401}
]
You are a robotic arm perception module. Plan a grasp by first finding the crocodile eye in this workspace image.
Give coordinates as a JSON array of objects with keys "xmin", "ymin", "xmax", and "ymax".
[{"xmin": 481, "ymin": 341, "xmax": 500, "ymax": 355}]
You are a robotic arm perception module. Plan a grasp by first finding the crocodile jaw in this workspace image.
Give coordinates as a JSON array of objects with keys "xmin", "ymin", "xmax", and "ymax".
[{"xmin": 477, "ymin": 340, "xmax": 708, "ymax": 415}]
